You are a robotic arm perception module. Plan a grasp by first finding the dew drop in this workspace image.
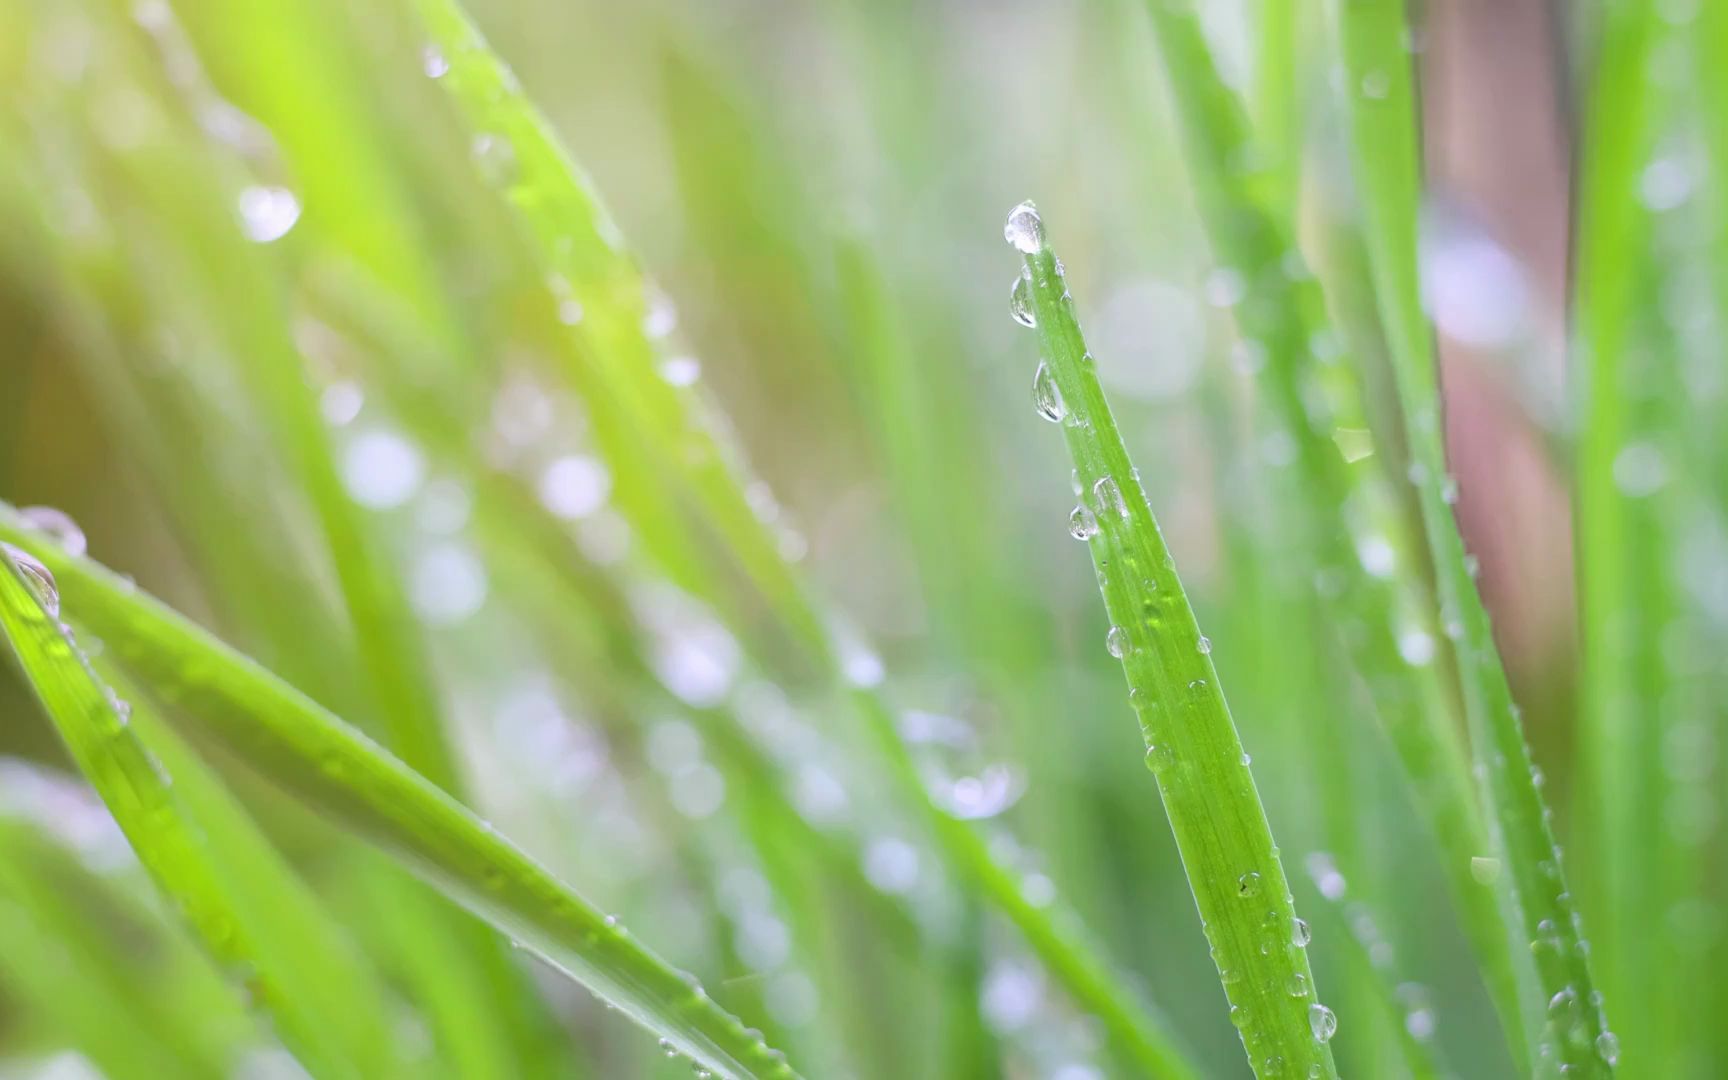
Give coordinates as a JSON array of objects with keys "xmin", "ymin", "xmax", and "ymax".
[
  {"xmin": 1032, "ymin": 360, "xmax": 1066, "ymax": 422},
  {"xmin": 1229, "ymin": 1004, "xmax": 1251, "ymax": 1028},
  {"xmin": 19, "ymin": 506, "xmax": 87, "ymax": 557},
  {"xmin": 1105, "ymin": 626, "xmax": 1130, "ymax": 658},
  {"xmin": 1197, "ymin": 635, "xmax": 1212, "ymax": 655},
  {"xmin": 2, "ymin": 544, "xmax": 59, "ymax": 619},
  {"xmin": 1144, "ymin": 742, "xmax": 1174, "ymax": 773},
  {"xmin": 1237, "ymin": 872, "xmax": 1262, "ymax": 898},
  {"xmin": 658, "ymin": 1037, "xmax": 678, "ymax": 1059},
  {"xmin": 237, "ymin": 185, "xmax": 300, "ymax": 243},
  {"xmin": 421, "ymin": 45, "xmax": 450, "ymax": 78},
  {"xmin": 1069, "ymin": 505, "xmax": 1098, "ymax": 540},
  {"xmin": 1595, "ymin": 1031, "xmax": 1619, "ymax": 1066},
  {"xmin": 1309, "ymin": 1002, "xmax": 1337, "ymax": 1043},
  {"xmin": 1092, "ymin": 475, "xmax": 1127, "ymax": 518},
  {"xmin": 1470, "ymin": 856, "xmax": 1502, "ymax": 884},
  {"xmin": 1292, "ymin": 917, "xmax": 1312, "ymax": 947},
  {"xmin": 1003, "ymin": 200, "xmax": 1045, "ymax": 254},
  {"xmin": 1010, "ymin": 271, "xmax": 1037, "ymax": 327},
  {"xmin": 1289, "ymin": 972, "xmax": 1310, "ymax": 998}
]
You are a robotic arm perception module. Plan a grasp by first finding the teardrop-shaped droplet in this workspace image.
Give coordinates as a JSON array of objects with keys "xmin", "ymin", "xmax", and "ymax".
[
  {"xmin": 19, "ymin": 506, "xmax": 87, "ymax": 558},
  {"xmin": 1292, "ymin": 917, "xmax": 1312, "ymax": 947},
  {"xmin": 1003, "ymin": 200, "xmax": 1045, "ymax": 254},
  {"xmin": 1309, "ymin": 1003, "xmax": 1337, "ymax": 1043},
  {"xmin": 1010, "ymin": 271, "xmax": 1036, "ymax": 328},
  {"xmin": 1197, "ymin": 635, "xmax": 1212, "ymax": 655},
  {"xmin": 1092, "ymin": 475, "xmax": 1127, "ymax": 518},
  {"xmin": 1105, "ymin": 625, "xmax": 1130, "ymax": 658},
  {"xmin": 1237, "ymin": 871, "xmax": 1262, "ymax": 897},
  {"xmin": 1031, "ymin": 360, "xmax": 1066, "ymax": 422},
  {"xmin": 1288, "ymin": 972, "xmax": 1310, "ymax": 998},
  {"xmin": 3, "ymin": 544, "xmax": 59, "ymax": 619},
  {"xmin": 1069, "ymin": 505, "xmax": 1098, "ymax": 540}
]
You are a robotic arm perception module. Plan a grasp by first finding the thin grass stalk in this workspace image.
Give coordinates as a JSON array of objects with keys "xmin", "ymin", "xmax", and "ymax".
[
  {"xmin": 1007, "ymin": 201, "xmax": 1336, "ymax": 1079},
  {"xmin": 1134, "ymin": 2, "xmax": 1528, "ymax": 1062},
  {"xmin": 1327, "ymin": 2, "xmax": 1613, "ymax": 1073},
  {"xmin": 0, "ymin": 518, "xmax": 801, "ymax": 1080},
  {"xmin": 406, "ymin": 3, "xmax": 1200, "ymax": 1071}
]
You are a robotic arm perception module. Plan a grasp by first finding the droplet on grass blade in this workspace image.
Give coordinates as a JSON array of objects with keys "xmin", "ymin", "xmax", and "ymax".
[
  {"xmin": 1469, "ymin": 856, "xmax": 1502, "ymax": 884},
  {"xmin": 1031, "ymin": 360, "xmax": 1066, "ymax": 422},
  {"xmin": 1010, "ymin": 271, "xmax": 1036, "ymax": 327},
  {"xmin": 1105, "ymin": 626, "xmax": 1130, "ymax": 658},
  {"xmin": 1309, "ymin": 1002, "xmax": 1337, "ymax": 1043},
  {"xmin": 1237, "ymin": 872, "xmax": 1262, "ymax": 898},
  {"xmin": 1292, "ymin": 917, "xmax": 1311, "ymax": 947},
  {"xmin": 18, "ymin": 506, "xmax": 87, "ymax": 558},
  {"xmin": 1068, "ymin": 505, "xmax": 1098, "ymax": 540},
  {"xmin": 421, "ymin": 45, "xmax": 449, "ymax": 78},
  {"xmin": 1091, "ymin": 475, "xmax": 1127, "ymax": 518},
  {"xmin": 2, "ymin": 544, "xmax": 59, "ymax": 619},
  {"xmin": 1003, "ymin": 199, "xmax": 1045, "ymax": 254},
  {"xmin": 237, "ymin": 185, "xmax": 300, "ymax": 243}
]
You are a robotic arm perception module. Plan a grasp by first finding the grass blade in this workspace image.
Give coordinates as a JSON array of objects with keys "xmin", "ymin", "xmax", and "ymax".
[
  {"xmin": 0, "ymin": 548, "xmax": 401, "ymax": 1079},
  {"xmin": 1327, "ymin": 2, "xmax": 1613, "ymax": 1073},
  {"xmin": 1006, "ymin": 201, "xmax": 1335, "ymax": 1079},
  {"xmin": 1134, "ymin": 3, "xmax": 1528, "ymax": 1064},
  {"xmin": 0, "ymin": 513, "xmax": 799, "ymax": 1080}
]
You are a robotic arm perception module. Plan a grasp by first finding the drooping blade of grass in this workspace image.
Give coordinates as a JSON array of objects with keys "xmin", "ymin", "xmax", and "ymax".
[
  {"xmin": 0, "ymin": 549, "xmax": 402, "ymax": 1080},
  {"xmin": 405, "ymin": 4, "xmax": 1201, "ymax": 1073},
  {"xmin": 1007, "ymin": 202, "xmax": 1335, "ymax": 1079},
  {"xmin": 0, "ymin": 518, "xmax": 799, "ymax": 1080},
  {"xmin": 1571, "ymin": 1, "xmax": 1670, "ymax": 1071},
  {"xmin": 1135, "ymin": 3, "xmax": 1527, "ymax": 1064},
  {"xmin": 1327, "ymin": 3, "xmax": 1614, "ymax": 1073}
]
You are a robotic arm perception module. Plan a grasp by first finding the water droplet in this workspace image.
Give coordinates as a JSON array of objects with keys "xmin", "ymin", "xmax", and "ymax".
[
  {"xmin": 1237, "ymin": 872, "xmax": 1262, "ymax": 898},
  {"xmin": 1440, "ymin": 475, "xmax": 1460, "ymax": 504},
  {"xmin": 1470, "ymin": 856, "xmax": 1502, "ymax": 884},
  {"xmin": 1144, "ymin": 741, "xmax": 1174, "ymax": 773},
  {"xmin": 660, "ymin": 356, "xmax": 701, "ymax": 387},
  {"xmin": 1309, "ymin": 1002, "xmax": 1337, "ymax": 1043},
  {"xmin": 1289, "ymin": 972, "xmax": 1310, "ymax": 998},
  {"xmin": 1398, "ymin": 628, "xmax": 1436, "ymax": 666},
  {"xmin": 1092, "ymin": 475, "xmax": 1127, "ymax": 518},
  {"xmin": 1010, "ymin": 271, "xmax": 1036, "ymax": 327},
  {"xmin": 1003, "ymin": 200, "xmax": 1045, "ymax": 254},
  {"xmin": 1032, "ymin": 360, "xmax": 1066, "ymax": 422},
  {"xmin": 472, "ymin": 134, "xmax": 519, "ymax": 187},
  {"xmin": 1595, "ymin": 1031, "xmax": 1619, "ymax": 1066},
  {"xmin": 1105, "ymin": 626, "xmax": 1130, "ymax": 658},
  {"xmin": 1361, "ymin": 70, "xmax": 1391, "ymax": 99},
  {"xmin": 237, "ymin": 185, "xmax": 300, "ymax": 243},
  {"xmin": 539, "ymin": 455, "xmax": 611, "ymax": 520},
  {"xmin": 603, "ymin": 914, "xmax": 619, "ymax": 928},
  {"xmin": 1292, "ymin": 917, "xmax": 1311, "ymax": 947},
  {"xmin": 658, "ymin": 1037, "xmax": 678, "ymax": 1058},
  {"xmin": 1069, "ymin": 505, "xmax": 1098, "ymax": 540},
  {"xmin": 3, "ymin": 545, "xmax": 59, "ymax": 618},
  {"xmin": 1229, "ymin": 1004, "xmax": 1250, "ymax": 1028},
  {"xmin": 421, "ymin": 45, "xmax": 449, "ymax": 78},
  {"xmin": 1197, "ymin": 635, "xmax": 1212, "ymax": 655}
]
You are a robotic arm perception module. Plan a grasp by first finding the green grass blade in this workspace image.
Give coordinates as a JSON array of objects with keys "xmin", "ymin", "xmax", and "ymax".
[
  {"xmin": 0, "ymin": 549, "xmax": 401, "ymax": 1079},
  {"xmin": 1327, "ymin": 3, "xmax": 1613, "ymax": 1073},
  {"xmin": 1134, "ymin": 3, "xmax": 1527, "ymax": 1063},
  {"xmin": 0, "ymin": 515, "xmax": 799, "ymax": 1080},
  {"xmin": 1006, "ymin": 201, "xmax": 1335, "ymax": 1080},
  {"xmin": 406, "ymin": 4, "xmax": 1202, "ymax": 1072}
]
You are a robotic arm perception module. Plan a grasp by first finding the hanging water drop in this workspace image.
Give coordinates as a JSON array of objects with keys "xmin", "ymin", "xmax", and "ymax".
[
  {"xmin": 19, "ymin": 507, "xmax": 87, "ymax": 557},
  {"xmin": 658, "ymin": 1037, "xmax": 678, "ymax": 1059},
  {"xmin": 2, "ymin": 544, "xmax": 59, "ymax": 619},
  {"xmin": 237, "ymin": 185, "xmax": 300, "ymax": 243},
  {"xmin": 1197, "ymin": 635, "xmax": 1212, "ymax": 655},
  {"xmin": 1595, "ymin": 1031, "xmax": 1619, "ymax": 1066},
  {"xmin": 1032, "ymin": 360, "xmax": 1066, "ymax": 422},
  {"xmin": 1069, "ymin": 505, "xmax": 1098, "ymax": 540},
  {"xmin": 421, "ymin": 45, "xmax": 450, "ymax": 78},
  {"xmin": 1010, "ymin": 271, "xmax": 1036, "ymax": 327},
  {"xmin": 1105, "ymin": 626, "xmax": 1130, "ymax": 658},
  {"xmin": 1003, "ymin": 200, "xmax": 1045, "ymax": 254},
  {"xmin": 1309, "ymin": 1003, "xmax": 1337, "ymax": 1043},
  {"xmin": 1292, "ymin": 917, "xmax": 1311, "ymax": 947}
]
